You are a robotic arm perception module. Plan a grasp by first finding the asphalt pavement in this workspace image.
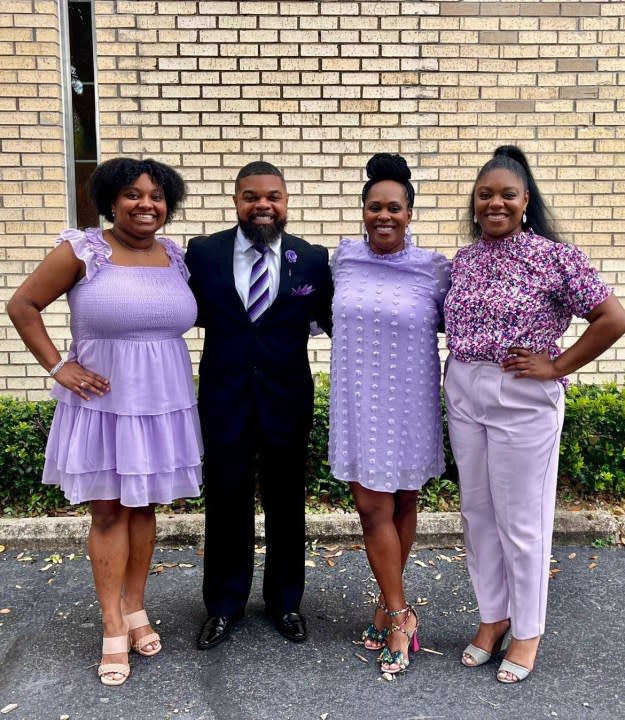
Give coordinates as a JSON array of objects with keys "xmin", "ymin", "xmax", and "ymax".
[{"xmin": 0, "ymin": 512, "xmax": 624, "ymax": 720}]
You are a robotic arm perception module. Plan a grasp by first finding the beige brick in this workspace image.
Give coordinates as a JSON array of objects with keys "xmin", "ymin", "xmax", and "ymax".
[{"xmin": 3, "ymin": 1, "xmax": 625, "ymax": 392}]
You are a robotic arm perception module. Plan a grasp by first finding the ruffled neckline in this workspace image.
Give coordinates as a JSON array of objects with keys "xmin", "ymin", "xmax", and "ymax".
[{"xmin": 477, "ymin": 228, "xmax": 535, "ymax": 249}]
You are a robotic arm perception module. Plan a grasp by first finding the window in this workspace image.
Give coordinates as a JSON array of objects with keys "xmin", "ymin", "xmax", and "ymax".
[{"xmin": 62, "ymin": 0, "xmax": 99, "ymax": 228}]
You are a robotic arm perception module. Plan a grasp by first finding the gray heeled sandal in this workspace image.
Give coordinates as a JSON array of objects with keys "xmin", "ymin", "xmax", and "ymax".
[
  {"xmin": 497, "ymin": 658, "xmax": 531, "ymax": 683},
  {"xmin": 462, "ymin": 627, "xmax": 511, "ymax": 667}
]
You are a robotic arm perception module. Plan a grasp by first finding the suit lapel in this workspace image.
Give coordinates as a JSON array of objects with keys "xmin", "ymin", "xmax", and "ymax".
[{"xmin": 276, "ymin": 235, "xmax": 293, "ymax": 297}]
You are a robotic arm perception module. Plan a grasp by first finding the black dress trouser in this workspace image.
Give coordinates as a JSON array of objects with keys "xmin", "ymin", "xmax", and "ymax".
[{"xmin": 202, "ymin": 415, "xmax": 308, "ymax": 619}]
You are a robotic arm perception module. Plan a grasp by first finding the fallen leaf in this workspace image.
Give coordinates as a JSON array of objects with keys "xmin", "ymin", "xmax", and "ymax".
[
  {"xmin": 178, "ymin": 563, "xmax": 194, "ymax": 568},
  {"xmin": 60, "ymin": 715, "xmax": 70, "ymax": 720},
  {"xmin": 354, "ymin": 652, "xmax": 369, "ymax": 663},
  {"xmin": 0, "ymin": 609, "xmax": 10, "ymax": 615},
  {"xmin": 0, "ymin": 545, "xmax": 4, "ymax": 553},
  {"xmin": 414, "ymin": 560, "xmax": 428, "ymax": 568},
  {"xmin": 588, "ymin": 562, "xmax": 597, "ymax": 570},
  {"xmin": 568, "ymin": 553, "xmax": 576, "ymax": 559},
  {"xmin": 195, "ymin": 549, "xmax": 204, "ymax": 557},
  {"xmin": 0, "ymin": 705, "xmax": 18, "ymax": 715},
  {"xmin": 434, "ymin": 573, "xmax": 442, "ymax": 581},
  {"xmin": 326, "ymin": 559, "xmax": 336, "ymax": 568},
  {"xmin": 40, "ymin": 564, "xmax": 54, "ymax": 572},
  {"xmin": 305, "ymin": 559, "xmax": 316, "ymax": 568},
  {"xmin": 320, "ymin": 714, "xmax": 329, "ymax": 720}
]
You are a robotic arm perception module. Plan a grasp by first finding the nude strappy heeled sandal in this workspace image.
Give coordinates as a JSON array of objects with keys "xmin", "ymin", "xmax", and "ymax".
[
  {"xmin": 98, "ymin": 634, "xmax": 130, "ymax": 686},
  {"xmin": 125, "ymin": 609, "xmax": 161, "ymax": 657}
]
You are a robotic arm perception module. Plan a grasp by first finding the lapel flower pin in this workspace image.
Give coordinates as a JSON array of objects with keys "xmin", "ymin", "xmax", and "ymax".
[
  {"xmin": 285, "ymin": 249, "xmax": 297, "ymax": 276},
  {"xmin": 292, "ymin": 284, "xmax": 315, "ymax": 296}
]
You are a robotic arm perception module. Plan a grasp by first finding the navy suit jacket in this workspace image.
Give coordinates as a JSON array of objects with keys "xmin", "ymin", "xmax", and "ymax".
[{"xmin": 185, "ymin": 227, "xmax": 333, "ymax": 445}]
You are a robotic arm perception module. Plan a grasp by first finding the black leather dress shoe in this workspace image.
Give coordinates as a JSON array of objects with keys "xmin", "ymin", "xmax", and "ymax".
[
  {"xmin": 197, "ymin": 614, "xmax": 241, "ymax": 650},
  {"xmin": 274, "ymin": 612, "xmax": 307, "ymax": 643}
]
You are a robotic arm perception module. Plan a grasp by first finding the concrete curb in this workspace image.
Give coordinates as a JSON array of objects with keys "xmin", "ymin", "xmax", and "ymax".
[{"xmin": 0, "ymin": 508, "xmax": 618, "ymax": 550}]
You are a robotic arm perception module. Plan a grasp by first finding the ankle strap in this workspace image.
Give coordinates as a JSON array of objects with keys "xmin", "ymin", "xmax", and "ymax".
[{"xmin": 386, "ymin": 606, "xmax": 409, "ymax": 618}]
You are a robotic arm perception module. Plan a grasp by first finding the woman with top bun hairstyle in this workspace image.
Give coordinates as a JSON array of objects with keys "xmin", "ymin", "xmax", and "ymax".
[
  {"xmin": 444, "ymin": 145, "xmax": 625, "ymax": 683},
  {"xmin": 329, "ymin": 153, "xmax": 451, "ymax": 676}
]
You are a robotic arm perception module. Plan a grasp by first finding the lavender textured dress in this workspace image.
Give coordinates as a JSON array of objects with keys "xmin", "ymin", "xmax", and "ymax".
[
  {"xmin": 42, "ymin": 228, "xmax": 203, "ymax": 507},
  {"xmin": 329, "ymin": 238, "xmax": 450, "ymax": 492}
]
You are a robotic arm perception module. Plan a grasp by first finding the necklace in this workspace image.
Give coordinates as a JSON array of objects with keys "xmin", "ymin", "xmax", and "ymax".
[{"xmin": 110, "ymin": 228, "xmax": 156, "ymax": 254}]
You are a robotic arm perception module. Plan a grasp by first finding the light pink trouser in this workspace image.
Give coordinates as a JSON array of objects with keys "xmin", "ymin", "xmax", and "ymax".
[{"xmin": 444, "ymin": 357, "xmax": 564, "ymax": 639}]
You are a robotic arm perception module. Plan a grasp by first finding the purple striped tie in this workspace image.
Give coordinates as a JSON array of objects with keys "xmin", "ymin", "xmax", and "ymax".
[{"xmin": 247, "ymin": 243, "xmax": 270, "ymax": 322}]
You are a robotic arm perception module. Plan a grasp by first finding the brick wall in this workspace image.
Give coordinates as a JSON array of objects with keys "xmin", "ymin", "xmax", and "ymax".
[{"xmin": 2, "ymin": 1, "xmax": 625, "ymax": 399}]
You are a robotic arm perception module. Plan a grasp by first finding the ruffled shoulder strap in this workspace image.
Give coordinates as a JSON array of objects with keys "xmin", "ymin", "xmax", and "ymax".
[
  {"xmin": 160, "ymin": 236, "xmax": 190, "ymax": 281},
  {"xmin": 55, "ymin": 227, "xmax": 112, "ymax": 284}
]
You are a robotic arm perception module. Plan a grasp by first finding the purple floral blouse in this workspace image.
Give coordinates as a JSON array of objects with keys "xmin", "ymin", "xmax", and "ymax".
[{"xmin": 444, "ymin": 230, "xmax": 611, "ymax": 367}]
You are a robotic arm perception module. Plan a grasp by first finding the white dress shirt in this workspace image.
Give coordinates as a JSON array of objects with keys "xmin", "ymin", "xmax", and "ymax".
[{"xmin": 233, "ymin": 226, "xmax": 282, "ymax": 309}]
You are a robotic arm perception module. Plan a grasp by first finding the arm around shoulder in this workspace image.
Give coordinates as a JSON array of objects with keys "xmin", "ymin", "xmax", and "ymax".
[{"xmin": 311, "ymin": 244, "xmax": 333, "ymax": 337}]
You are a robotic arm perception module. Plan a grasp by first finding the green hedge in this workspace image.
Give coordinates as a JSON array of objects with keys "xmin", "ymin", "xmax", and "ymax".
[
  {"xmin": 2, "ymin": 380, "xmax": 625, "ymax": 516},
  {"xmin": 0, "ymin": 397, "xmax": 64, "ymax": 516}
]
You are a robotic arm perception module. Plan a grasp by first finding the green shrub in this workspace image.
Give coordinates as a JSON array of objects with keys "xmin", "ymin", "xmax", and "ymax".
[
  {"xmin": 560, "ymin": 383, "xmax": 625, "ymax": 496},
  {"xmin": 2, "ymin": 380, "xmax": 625, "ymax": 516},
  {"xmin": 306, "ymin": 373, "xmax": 353, "ymax": 511},
  {"xmin": 0, "ymin": 397, "xmax": 64, "ymax": 516}
]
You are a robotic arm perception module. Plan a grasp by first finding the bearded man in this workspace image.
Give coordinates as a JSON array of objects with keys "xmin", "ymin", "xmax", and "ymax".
[{"xmin": 186, "ymin": 161, "xmax": 333, "ymax": 649}]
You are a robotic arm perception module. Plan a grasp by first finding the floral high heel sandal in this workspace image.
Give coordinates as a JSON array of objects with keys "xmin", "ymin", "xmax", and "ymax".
[
  {"xmin": 362, "ymin": 600, "xmax": 388, "ymax": 651},
  {"xmin": 377, "ymin": 605, "xmax": 420, "ymax": 675}
]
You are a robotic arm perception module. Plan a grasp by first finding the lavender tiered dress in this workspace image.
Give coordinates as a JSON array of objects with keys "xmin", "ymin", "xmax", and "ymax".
[
  {"xmin": 42, "ymin": 228, "xmax": 203, "ymax": 507},
  {"xmin": 329, "ymin": 238, "xmax": 451, "ymax": 493}
]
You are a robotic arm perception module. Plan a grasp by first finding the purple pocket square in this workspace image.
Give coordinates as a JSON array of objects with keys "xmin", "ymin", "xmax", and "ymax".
[{"xmin": 291, "ymin": 284, "xmax": 315, "ymax": 296}]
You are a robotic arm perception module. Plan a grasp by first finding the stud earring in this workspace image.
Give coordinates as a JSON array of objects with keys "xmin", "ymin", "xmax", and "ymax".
[
  {"xmin": 363, "ymin": 228, "xmax": 369, "ymax": 244},
  {"xmin": 522, "ymin": 211, "xmax": 527, "ymax": 224},
  {"xmin": 473, "ymin": 214, "xmax": 477, "ymax": 224}
]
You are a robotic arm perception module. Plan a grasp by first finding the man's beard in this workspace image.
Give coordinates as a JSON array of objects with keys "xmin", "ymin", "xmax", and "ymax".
[{"xmin": 238, "ymin": 212, "xmax": 287, "ymax": 246}]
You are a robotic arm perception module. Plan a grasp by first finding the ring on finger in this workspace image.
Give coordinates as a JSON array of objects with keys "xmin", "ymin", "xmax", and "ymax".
[{"xmin": 80, "ymin": 381, "xmax": 87, "ymax": 388}]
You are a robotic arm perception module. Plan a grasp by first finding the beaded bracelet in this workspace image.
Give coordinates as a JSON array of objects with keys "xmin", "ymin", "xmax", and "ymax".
[{"xmin": 49, "ymin": 359, "xmax": 65, "ymax": 377}]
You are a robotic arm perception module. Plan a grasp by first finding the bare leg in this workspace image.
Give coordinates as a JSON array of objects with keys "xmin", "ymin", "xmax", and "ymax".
[
  {"xmin": 350, "ymin": 484, "xmax": 418, "ymax": 667},
  {"xmin": 370, "ymin": 490, "xmax": 419, "ymax": 642},
  {"xmin": 89, "ymin": 500, "xmax": 131, "ymax": 681},
  {"xmin": 121, "ymin": 505, "xmax": 160, "ymax": 653}
]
